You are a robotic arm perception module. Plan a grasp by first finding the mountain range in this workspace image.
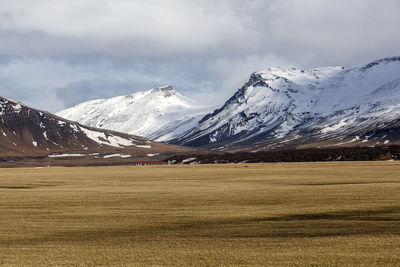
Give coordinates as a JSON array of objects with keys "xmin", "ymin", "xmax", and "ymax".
[
  {"xmin": 1, "ymin": 56, "xmax": 400, "ymax": 167},
  {"xmin": 58, "ymin": 56, "xmax": 400, "ymax": 152}
]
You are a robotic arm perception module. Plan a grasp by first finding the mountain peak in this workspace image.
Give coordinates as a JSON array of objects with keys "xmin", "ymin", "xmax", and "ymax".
[
  {"xmin": 151, "ymin": 85, "xmax": 176, "ymax": 97},
  {"xmin": 174, "ymin": 56, "xmax": 400, "ymax": 149},
  {"xmin": 57, "ymin": 85, "xmax": 211, "ymax": 142}
]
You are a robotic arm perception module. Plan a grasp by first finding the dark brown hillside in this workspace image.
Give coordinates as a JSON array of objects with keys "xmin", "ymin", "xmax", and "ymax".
[{"xmin": 0, "ymin": 96, "xmax": 203, "ymax": 166}]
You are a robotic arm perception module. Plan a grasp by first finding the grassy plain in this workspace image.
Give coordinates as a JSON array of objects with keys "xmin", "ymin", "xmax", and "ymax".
[{"xmin": 0, "ymin": 162, "xmax": 399, "ymax": 266}]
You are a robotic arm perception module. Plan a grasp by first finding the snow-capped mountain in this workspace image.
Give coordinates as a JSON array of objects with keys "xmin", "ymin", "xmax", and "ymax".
[
  {"xmin": 173, "ymin": 57, "xmax": 400, "ymax": 151},
  {"xmin": 0, "ymin": 96, "xmax": 200, "ymax": 165},
  {"xmin": 57, "ymin": 85, "xmax": 211, "ymax": 141}
]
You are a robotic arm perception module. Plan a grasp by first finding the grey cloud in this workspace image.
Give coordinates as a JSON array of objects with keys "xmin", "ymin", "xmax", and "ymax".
[{"xmin": 0, "ymin": 0, "xmax": 399, "ymax": 112}]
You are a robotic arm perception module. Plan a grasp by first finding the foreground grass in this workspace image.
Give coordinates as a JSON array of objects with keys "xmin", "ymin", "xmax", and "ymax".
[{"xmin": 0, "ymin": 162, "xmax": 399, "ymax": 266}]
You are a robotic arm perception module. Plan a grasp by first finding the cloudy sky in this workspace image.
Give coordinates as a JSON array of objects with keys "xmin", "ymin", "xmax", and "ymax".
[{"xmin": 0, "ymin": 0, "xmax": 399, "ymax": 112}]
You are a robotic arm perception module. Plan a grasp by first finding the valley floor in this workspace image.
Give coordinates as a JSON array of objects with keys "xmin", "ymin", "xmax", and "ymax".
[{"xmin": 0, "ymin": 162, "xmax": 399, "ymax": 266}]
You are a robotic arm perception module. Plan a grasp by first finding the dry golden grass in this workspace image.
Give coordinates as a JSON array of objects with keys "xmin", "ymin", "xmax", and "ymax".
[{"xmin": 0, "ymin": 162, "xmax": 399, "ymax": 266}]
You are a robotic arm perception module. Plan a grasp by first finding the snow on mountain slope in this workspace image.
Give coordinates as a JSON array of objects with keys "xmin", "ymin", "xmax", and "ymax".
[
  {"xmin": 172, "ymin": 66, "xmax": 343, "ymax": 147},
  {"xmin": 313, "ymin": 57, "xmax": 400, "ymax": 113},
  {"xmin": 173, "ymin": 57, "xmax": 400, "ymax": 150},
  {"xmin": 57, "ymin": 85, "xmax": 211, "ymax": 141}
]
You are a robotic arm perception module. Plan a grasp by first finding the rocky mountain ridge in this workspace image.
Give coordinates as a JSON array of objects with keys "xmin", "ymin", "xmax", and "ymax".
[{"xmin": 173, "ymin": 57, "xmax": 400, "ymax": 151}]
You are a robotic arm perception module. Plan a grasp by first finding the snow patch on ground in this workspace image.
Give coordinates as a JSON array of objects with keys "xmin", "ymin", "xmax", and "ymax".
[
  {"xmin": 182, "ymin": 157, "xmax": 196, "ymax": 163},
  {"xmin": 334, "ymin": 136, "xmax": 360, "ymax": 146},
  {"xmin": 133, "ymin": 144, "xmax": 152, "ymax": 149},
  {"xmin": 80, "ymin": 127, "xmax": 147, "ymax": 148},
  {"xmin": 103, "ymin": 154, "xmax": 132, "ymax": 158},
  {"xmin": 48, "ymin": 153, "xmax": 84, "ymax": 157},
  {"xmin": 70, "ymin": 124, "xmax": 80, "ymax": 132},
  {"xmin": 321, "ymin": 118, "xmax": 357, "ymax": 134},
  {"xmin": 13, "ymin": 104, "xmax": 22, "ymax": 113}
]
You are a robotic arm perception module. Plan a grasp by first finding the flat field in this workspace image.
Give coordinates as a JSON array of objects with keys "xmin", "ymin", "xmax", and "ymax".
[{"xmin": 0, "ymin": 162, "xmax": 399, "ymax": 266}]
